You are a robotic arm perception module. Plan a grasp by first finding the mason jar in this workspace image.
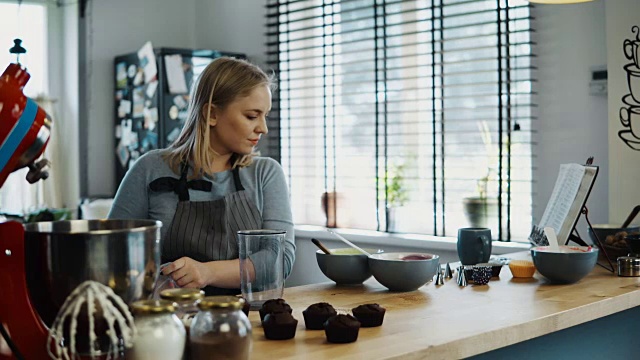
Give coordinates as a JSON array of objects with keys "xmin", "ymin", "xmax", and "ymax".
[
  {"xmin": 160, "ymin": 288, "xmax": 205, "ymax": 328},
  {"xmin": 130, "ymin": 300, "xmax": 186, "ymax": 360},
  {"xmin": 190, "ymin": 296, "xmax": 252, "ymax": 360}
]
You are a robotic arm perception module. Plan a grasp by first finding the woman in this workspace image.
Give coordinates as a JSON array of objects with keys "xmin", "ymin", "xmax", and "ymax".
[{"xmin": 108, "ymin": 57, "xmax": 295, "ymax": 295}]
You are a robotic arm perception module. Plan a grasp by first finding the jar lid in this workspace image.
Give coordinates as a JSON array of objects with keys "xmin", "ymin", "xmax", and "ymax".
[
  {"xmin": 160, "ymin": 288, "xmax": 205, "ymax": 301},
  {"xmin": 131, "ymin": 300, "xmax": 176, "ymax": 315},
  {"xmin": 197, "ymin": 296, "xmax": 243, "ymax": 311}
]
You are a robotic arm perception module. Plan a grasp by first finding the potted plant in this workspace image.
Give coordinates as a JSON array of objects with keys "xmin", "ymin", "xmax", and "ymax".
[
  {"xmin": 384, "ymin": 163, "xmax": 409, "ymax": 232},
  {"xmin": 462, "ymin": 170, "xmax": 498, "ymax": 228},
  {"xmin": 462, "ymin": 121, "xmax": 499, "ymax": 228}
]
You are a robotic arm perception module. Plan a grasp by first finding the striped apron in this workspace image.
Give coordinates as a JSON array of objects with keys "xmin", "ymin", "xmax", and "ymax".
[{"xmin": 150, "ymin": 163, "xmax": 263, "ymax": 295}]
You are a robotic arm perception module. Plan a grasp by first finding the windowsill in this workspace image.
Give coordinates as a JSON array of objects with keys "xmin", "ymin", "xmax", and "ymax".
[{"xmin": 295, "ymin": 225, "xmax": 531, "ymax": 255}]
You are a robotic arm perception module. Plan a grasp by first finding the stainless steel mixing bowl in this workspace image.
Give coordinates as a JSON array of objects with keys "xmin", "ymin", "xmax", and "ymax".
[{"xmin": 23, "ymin": 219, "xmax": 161, "ymax": 326}]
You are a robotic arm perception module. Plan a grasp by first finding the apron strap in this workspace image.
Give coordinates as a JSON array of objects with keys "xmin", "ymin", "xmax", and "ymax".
[
  {"xmin": 148, "ymin": 162, "xmax": 212, "ymax": 201},
  {"xmin": 232, "ymin": 167, "xmax": 245, "ymax": 191}
]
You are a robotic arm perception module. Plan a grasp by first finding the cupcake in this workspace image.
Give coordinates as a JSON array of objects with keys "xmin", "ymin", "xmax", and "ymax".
[
  {"xmin": 324, "ymin": 314, "xmax": 361, "ymax": 343},
  {"xmin": 509, "ymin": 260, "xmax": 536, "ymax": 278},
  {"xmin": 262, "ymin": 311, "xmax": 298, "ymax": 340},
  {"xmin": 303, "ymin": 302, "xmax": 337, "ymax": 330},
  {"xmin": 351, "ymin": 303, "xmax": 386, "ymax": 327},
  {"xmin": 476, "ymin": 262, "xmax": 503, "ymax": 277},
  {"xmin": 259, "ymin": 298, "xmax": 292, "ymax": 321}
]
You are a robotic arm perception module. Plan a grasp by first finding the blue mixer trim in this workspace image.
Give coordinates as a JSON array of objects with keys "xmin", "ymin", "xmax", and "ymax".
[{"xmin": 0, "ymin": 98, "xmax": 38, "ymax": 172}]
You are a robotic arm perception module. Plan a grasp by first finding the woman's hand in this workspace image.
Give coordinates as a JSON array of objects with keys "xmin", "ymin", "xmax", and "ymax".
[{"xmin": 162, "ymin": 257, "xmax": 213, "ymax": 288}]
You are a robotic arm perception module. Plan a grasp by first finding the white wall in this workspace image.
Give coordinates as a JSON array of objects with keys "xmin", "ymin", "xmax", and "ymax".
[
  {"xmin": 48, "ymin": 1, "xmax": 79, "ymax": 210},
  {"xmin": 531, "ymin": 1, "xmax": 609, "ymax": 233},
  {"xmin": 81, "ymin": 0, "xmax": 271, "ymax": 196},
  {"xmin": 605, "ymin": 0, "xmax": 640, "ymax": 224},
  {"xmin": 193, "ymin": 0, "xmax": 267, "ymax": 66},
  {"xmin": 81, "ymin": 0, "xmax": 197, "ymax": 196},
  {"xmin": 192, "ymin": 0, "xmax": 276, "ymax": 155}
]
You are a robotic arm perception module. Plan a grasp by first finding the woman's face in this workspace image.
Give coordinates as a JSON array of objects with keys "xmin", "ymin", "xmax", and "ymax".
[{"xmin": 209, "ymin": 84, "xmax": 271, "ymax": 156}]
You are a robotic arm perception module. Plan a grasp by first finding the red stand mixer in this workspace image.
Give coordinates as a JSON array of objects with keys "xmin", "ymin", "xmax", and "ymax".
[
  {"xmin": 0, "ymin": 62, "xmax": 160, "ymax": 359},
  {"xmin": 0, "ymin": 62, "xmax": 51, "ymax": 359}
]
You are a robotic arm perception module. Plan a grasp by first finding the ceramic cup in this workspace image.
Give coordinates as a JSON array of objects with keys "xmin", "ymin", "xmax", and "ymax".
[
  {"xmin": 619, "ymin": 106, "xmax": 640, "ymax": 139},
  {"xmin": 624, "ymin": 39, "xmax": 640, "ymax": 68},
  {"xmin": 457, "ymin": 227, "xmax": 492, "ymax": 265}
]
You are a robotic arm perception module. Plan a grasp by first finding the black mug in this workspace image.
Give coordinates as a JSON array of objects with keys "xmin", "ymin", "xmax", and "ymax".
[{"xmin": 457, "ymin": 228, "xmax": 492, "ymax": 265}]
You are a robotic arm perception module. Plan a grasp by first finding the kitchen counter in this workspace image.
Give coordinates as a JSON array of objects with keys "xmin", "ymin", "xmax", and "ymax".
[{"xmin": 248, "ymin": 251, "xmax": 640, "ymax": 359}]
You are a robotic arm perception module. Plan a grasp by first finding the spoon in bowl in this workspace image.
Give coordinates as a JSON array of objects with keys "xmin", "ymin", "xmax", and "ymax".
[
  {"xmin": 326, "ymin": 230, "xmax": 372, "ymax": 256},
  {"xmin": 544, "ymin": 226, "xmax": 560, "ymax": 252},
  {"xmin": 311, "ymin": 238, "xmax": 332, "ymax": 255}
]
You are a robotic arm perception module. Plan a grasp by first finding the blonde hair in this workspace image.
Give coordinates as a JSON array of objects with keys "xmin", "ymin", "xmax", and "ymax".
[{"xmin": 163, "ymin": 57, "xmax": 275, "ymax": 177}]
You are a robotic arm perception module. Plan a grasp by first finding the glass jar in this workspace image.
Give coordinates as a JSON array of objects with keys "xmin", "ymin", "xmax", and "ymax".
[
  {"xmin": 190, "ymin": 296, "xmax": 252, "ymax": 360},
  {"xmin": 130, "ymin": 300, "xmax": 186, "ymax": 360},
  {"xmin": 236, "ymin": 294, "xmax": 250, "ymax": 317},
  {"xmin": 160, "ymin": 288, "xmax": 205, "ymax": 328}
]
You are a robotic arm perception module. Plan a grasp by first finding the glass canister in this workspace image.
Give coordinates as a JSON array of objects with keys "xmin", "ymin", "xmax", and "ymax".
[
  {"xmin": 238, "ymin": 229, "xmax": 286, "ymax": 310},
  {"xmin": 130, "ymin": 300, "xmax": 186, "ymax": 360},
  {"xmin": 190, "ymin": 296, "xmax": 252, "ymax": 360},
  {"xmin": 160, "ymin": 288, "xmax": 205, "ymax": 328}
]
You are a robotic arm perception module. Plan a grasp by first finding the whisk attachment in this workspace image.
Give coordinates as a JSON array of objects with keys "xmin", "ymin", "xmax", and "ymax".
[{"xmin": 47, "ymin": 280, "xmax": 137, "ymax": 360}]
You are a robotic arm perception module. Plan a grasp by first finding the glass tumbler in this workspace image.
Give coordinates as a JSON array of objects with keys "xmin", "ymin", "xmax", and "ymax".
[{"xmin": 238, "ymin": 229, "xmax": 286, "ymax": 310}]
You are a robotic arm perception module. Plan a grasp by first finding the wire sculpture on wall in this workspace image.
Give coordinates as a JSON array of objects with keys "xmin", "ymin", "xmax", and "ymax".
[{"xmin": 619, "ymin": 25, "xmax": 640, "ymax": 151}]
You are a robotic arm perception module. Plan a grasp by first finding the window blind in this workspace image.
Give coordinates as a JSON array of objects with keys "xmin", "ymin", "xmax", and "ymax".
[{"xmin": 265, "ymin": 0, "xmax": 535, "ymax": 241}]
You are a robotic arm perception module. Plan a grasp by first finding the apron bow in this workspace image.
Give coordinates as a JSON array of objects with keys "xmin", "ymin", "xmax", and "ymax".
[{"xmin": 149, "ymin": 177, "xmax": 212, "ymax": 201}]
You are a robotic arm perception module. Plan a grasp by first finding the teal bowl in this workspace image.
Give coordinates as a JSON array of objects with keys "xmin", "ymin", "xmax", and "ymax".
[
  {"xmin": 369, "ymin": 252, "xmax": 440, "ymax": 291},
  {"xmin": 531, "ymin": 246, "xmax": 598, "ymax": 284}
]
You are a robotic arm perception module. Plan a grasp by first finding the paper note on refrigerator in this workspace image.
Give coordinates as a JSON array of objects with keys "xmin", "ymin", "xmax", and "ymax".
[
  {"xmin": 165, "ymin": 54, "xmax": 188, "ymax": 94},
  {"xmin": 137, "ymin": 41, "xmax": 157, "ymax": 83}
]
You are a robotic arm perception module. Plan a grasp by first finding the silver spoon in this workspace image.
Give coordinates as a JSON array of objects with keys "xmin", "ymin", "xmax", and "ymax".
[{"xmin": 326, "ymin": 230, "xmax": 372, "ymax": 256}]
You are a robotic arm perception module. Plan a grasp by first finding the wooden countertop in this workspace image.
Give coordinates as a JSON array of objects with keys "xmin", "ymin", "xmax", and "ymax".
[{"xmin": 248, "ymin": 252, "xmax": 640, "ymax": 359}]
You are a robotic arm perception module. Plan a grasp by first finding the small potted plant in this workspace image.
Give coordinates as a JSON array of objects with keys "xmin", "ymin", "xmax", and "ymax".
[
  {"xmin": 462, "ymin": 170, "xmax": 498, "ymax": 228},
  {"xmin": 385, "ymin": 163, "xmax": 409, "ymax": 232},
  {"xmin": 462, "ymin": 121, "xmax": 498, "ymax": 228}
]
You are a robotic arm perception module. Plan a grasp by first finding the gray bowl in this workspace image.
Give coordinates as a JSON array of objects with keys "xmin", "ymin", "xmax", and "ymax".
[
  {"xmin": 316, "ymin": 248, "xmax": 381, "ymax": 285},
  {"xmin": 531, "ymin": 246, "xmax": 598, "ymax": 284},
  {"xmin": 369, "ymin": 252, "xmax": 440, "ymax": 292}
]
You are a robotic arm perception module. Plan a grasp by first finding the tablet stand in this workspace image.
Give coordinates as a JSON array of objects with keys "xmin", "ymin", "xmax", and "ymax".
[{"xmin": 566, "ymin": 207, "xmax": 615, "ymax": 272}]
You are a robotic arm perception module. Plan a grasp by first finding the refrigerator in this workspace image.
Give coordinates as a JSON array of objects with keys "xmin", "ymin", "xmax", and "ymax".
[{"xmin": 113, "ymin": 46, "xmax": 246, "ymax": 188}]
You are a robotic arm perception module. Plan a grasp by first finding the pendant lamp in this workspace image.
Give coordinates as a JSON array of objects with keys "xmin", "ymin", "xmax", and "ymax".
[
  {"xmin": 9, "ymin": 39, "xmax": 26, "ymax": 63},
  {"xmin": 9, "ymin": 0, "xmax": 26, "ymax": 63}
]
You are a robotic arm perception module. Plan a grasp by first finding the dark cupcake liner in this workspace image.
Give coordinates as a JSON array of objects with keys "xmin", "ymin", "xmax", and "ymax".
[
  {"xmin": 472, "ymin": 266, "xmax": 492, "ymax": 285},
  {"xmin": 303, "ymin": 311, "xmax": 335, "ymax": 330},
  {"xmin": 351, "ymin": 312, "xmax": 385, "ymax": 327},
  {"xmin": 324, "ymin": 326, "xmax": 360, "ymax": 343},
  {"xmin": 263, "ymin": 322, "xmax": 298, "ymax": 340}
]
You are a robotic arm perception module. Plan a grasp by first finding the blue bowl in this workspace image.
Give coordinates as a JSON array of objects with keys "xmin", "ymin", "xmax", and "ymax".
[{"xmin": 531, "ymin": 246, "xmax": 598, "ymax": 284}]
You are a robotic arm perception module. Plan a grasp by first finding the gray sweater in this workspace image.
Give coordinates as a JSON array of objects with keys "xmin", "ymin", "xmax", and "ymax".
[{"xmin": 107, "ymin": 150, "xmax": 295, "ymax": 278}]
